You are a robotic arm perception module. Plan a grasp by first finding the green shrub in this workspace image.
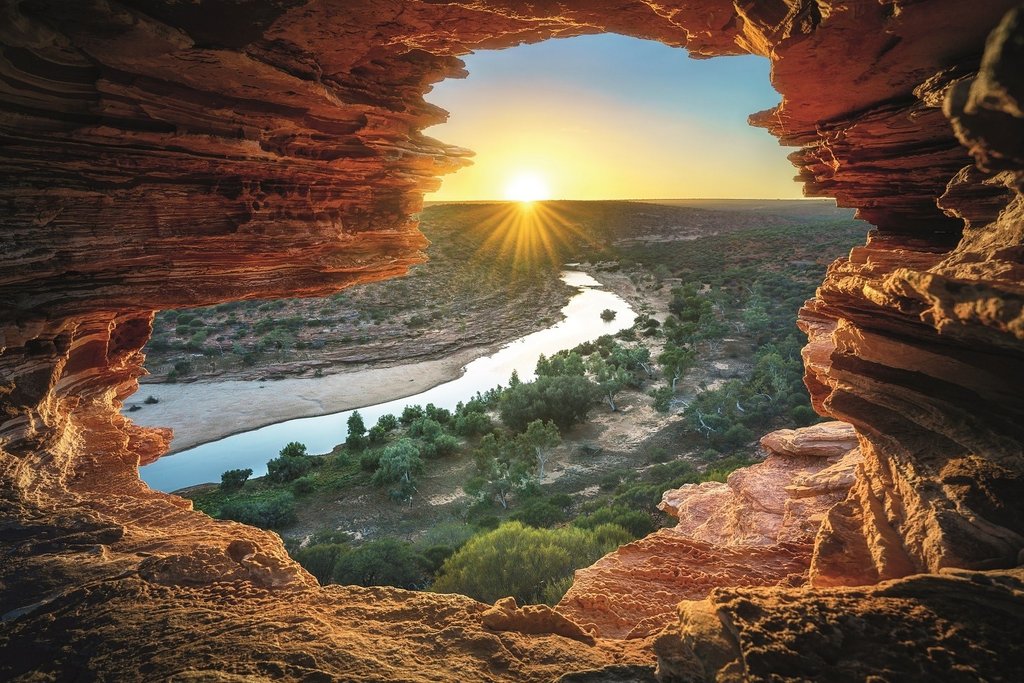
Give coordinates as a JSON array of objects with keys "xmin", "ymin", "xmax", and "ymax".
[
  {"xmin": 541, "ymin": 575, "xmax": 575, "ymax": 605},
  {"xmin": 266, "ymin": 442, "xmax": 314, "ymax": 483},
  {"xmin": 510, "ymin": 499, "xmax": 569, "ymax": 528},
  {"xmin": 498, "ymin": 375, "xmax": 598, "ymax": 431},
  {"xmin": 291, "ymin": 476, "xmax": 316, "ymax": 496},
  {"xmin": 420, "ymin": 433, "xmax": 458, "ymax": 459},
  {"xmin": 649, "ymin": 386, "xmax": 673, "ymax": 413},
  {"xmin": 431, "ymin": 522, "xmax": 630, "ymax": 605},
  {"xmin": 376, "ymin": 413, "xmax": 399, "ymax": 431},
  {"xmin": 367, "ymin": 425, "xmax": 388, "ymax": 445},
  {"xmin": 218, "ymin": 491, "xmax": 296, "ymax": 530},
  {"xmin": 399, "ymin": 405, "xmax": 424, "ymax": 426},
  {"xmin": 453, "ymin": 411, "xmax": 492, "ymax": 436},
  {"xmin": 407, "ymin": 417, "xmax": 443, "ymax": 440},
  {"xmin": 332, "ymin": 539, "xmax": 429, "ymax": 589},
  {"xmin": 424, "ymin": 403, "xmax": 452, "ymax": 424},
  {"xmin": 345, "ymin": 411, "xmax": 368, "ymax": 450},
  {"xmin": 293, "ymin": 543, "xmax": 348, "ymax": 584},
  {"xmin": 573, "ymin": 506, "xmax": 655, "ymax": 539},
  {"xmin": 359, "ymin": 450, "xmax": 381, "ymax": 472},
  {"xmin": 219, "ymin": 468, "xmax": 252, "ymax": 492}
]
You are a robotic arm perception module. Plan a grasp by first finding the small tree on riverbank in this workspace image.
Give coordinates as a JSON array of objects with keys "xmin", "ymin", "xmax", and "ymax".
[{"xmin": 346, "ymin": 411, "xmax": 367, "ymax": 451}]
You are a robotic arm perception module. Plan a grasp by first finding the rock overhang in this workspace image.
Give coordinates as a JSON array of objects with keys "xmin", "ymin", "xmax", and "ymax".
[{"xmin": 1, "ymin": 1, "xmax": 1023, "ymax": 680}]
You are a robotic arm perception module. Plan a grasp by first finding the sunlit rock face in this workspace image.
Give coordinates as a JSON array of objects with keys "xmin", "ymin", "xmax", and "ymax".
[
  {"xmin": 557, "ymin": 423, "xmax": 860, "ymax": 639},
  {"xmin": 2, "ymin": 0, "xmax": 1023, "ymax": 680}
]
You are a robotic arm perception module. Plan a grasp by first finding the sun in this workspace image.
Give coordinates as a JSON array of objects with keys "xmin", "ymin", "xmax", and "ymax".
[{"xmin": 503, "ymin": 172, "xmax": 551, "ymax": 203}]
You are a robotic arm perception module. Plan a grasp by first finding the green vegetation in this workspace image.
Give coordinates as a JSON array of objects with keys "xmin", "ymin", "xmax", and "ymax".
[
  {"xmin": 178, "ymin": 201, "xmax": 864, "ymax": 607},
  {"xmin": 432, "ymin": 521, "xmax": 631, "ymax": 605},
  {"xmin": 220, "ymin": 468, "xmax": 252, "ymax": 492}
]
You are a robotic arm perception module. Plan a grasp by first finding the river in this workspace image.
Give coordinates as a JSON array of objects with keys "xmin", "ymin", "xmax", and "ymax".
[{"xmin": 140, "ymin": 271, "xmax": 634, "ymax": 492}]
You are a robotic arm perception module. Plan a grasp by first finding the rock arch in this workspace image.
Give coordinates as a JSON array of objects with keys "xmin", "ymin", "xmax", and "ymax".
[{"xmin": 1, "ymin": 1, "xmax": 1022, "ymax": 679}]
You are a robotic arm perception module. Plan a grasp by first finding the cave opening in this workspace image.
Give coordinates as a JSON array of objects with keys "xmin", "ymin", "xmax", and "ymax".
[
  {"xmin": 129, "ymin": 32, "xmax": 866, "ymax": 615},
  {"xmin": 3, "ymin": 1, "xmax": 1023, "ymax": 679}
]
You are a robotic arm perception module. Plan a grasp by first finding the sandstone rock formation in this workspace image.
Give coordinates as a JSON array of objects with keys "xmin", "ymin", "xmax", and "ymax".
[
  {"xmin": 2, "ymin": 0, "xmax": 1024, "ymax": 680},
  {"xmin": 557, "ymin": 422, "xmax": 861, "ymax": 639}
]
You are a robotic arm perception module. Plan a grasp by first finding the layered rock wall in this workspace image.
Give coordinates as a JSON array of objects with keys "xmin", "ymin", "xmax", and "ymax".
[
  {"xmin": 557, "ymin": 422, "xmax": 861, "ymax": 639},
  {"xmin": 2, "ymin": 1, "xmax": 1023, "ymax": 680}
]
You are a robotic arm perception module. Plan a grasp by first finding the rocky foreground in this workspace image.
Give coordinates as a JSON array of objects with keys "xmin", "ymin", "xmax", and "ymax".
[{"xmin": 2, "ymin": 0, "xmax": 1023, "ymax": 680}]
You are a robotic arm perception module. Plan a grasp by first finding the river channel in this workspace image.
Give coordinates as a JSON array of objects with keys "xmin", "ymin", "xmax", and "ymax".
[{"xmin": 141, "ymin": 271, "xmax": 634, "ymax": 492}]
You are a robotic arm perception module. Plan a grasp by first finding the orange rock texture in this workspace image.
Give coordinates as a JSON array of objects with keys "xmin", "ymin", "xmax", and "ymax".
[
  {"xmin": 557, "ymin": 423, "xmax": 860, "ymax": 639},
  {"xmin": 2, "ymin": 1, "xmax": 1024, "ymax": 680}
]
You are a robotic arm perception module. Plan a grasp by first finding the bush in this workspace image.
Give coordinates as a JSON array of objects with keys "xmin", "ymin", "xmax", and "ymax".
[
  {"xmin": 498, "ymin": 375, "xmax": 598, "ymax": 431},
  {"xmin": 420, "ymin": 433, "xmax": 459, "ymax": 459},
  {"xmin": 424, "ymin": 403, "xmax": 452, "ymax": 424},
  {"xmin": 279, "ymin": 442, "xmax": 308, "ymax": 458},
  {"xmin": 143, "ymin": 395, "xmax": 159, "ymax": 405},
  {"xmin": 372, "ymin": 439, "xmax": 423, "ymax": 500},
  {"xmin": 293, "ymin": 543, "xmax": 348, "ymax": 584},
  {"xmin": 510, "ymin": 499, "xmax": 569, "ymax": 528},
  {"xmin": 291, "ymin": 476, "xmax": 316, "ymax": 496},
  {"xmin": 399, "ymin": 405, "xmax": 424, "ymax": 426},
  {"xmin": 219, "ymin": 468, "xmax": 252, "ymax": 492},
  {"xmin": 573, "ymin": 506, "xmax": 656, "ymax": 538},
  {"xmin": 359, "ymin": 450, "xmax": 381, "ymax": 472},
  {"xmin": 453, "ymin": 411, "xmax": 492, "ymax": 437},
  {"xmin": 649, "ymin": 386, "xmax": 673, "ymax": 413},
  {"xmin": 407, "ymin": 417, "xmax": 443, "ymax": 440},
  {"xmin": 332, "ymin": 539, "xmax": 429, "ymax": 589},
  {"xmin": 367, "ymin": 425, "xmax": 388, "ymax": 445},
  {"xmin": 432, "ymin": 522, "xmax": 631, "ymax": 605},
  {"xmin": 218, "ymin": 491, "xmax": 297, "ymax": 529},
  {"xmin": 600, "ymin": 309, "xmax": 616, "ymax": 321},
  {"xmin": 266, "ymin": 442, "xmax": 314, "ymax": 483},
  {"xmin": 376, "ymin": 413, "xmax": 399, "ymax": 431}
]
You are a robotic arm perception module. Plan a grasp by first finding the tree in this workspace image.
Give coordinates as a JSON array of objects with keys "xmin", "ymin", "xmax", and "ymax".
[
  {"xmin": 279, "ymin": 441, "xmax": 307, "ymax": 458},
  {"xmin": 536, "ymin": 351, "xmax": 586, "ymax": 378},
  {"xmin": 649, "ymin": 386, "xmax": 673, "ymax": 413},
  {"xmin": 293, "ymin": 543, "xmax": 349, "ymax": 584},
  {"xmin": 346, "ymin": 411, "xmax": 367, "ymax": 451},
  {"xmin": 220, "ymin": 468, "xmax": 252, "ymax": 492},
  {"xmin": 658, "ymin": 344, "xmax": 696, "ymax": 392},
  {"xmin": 267, "ymin": 442, "xmax": 313, "ymax": 483},
  {"xmin": 332, "ymin": 539, "xmax": 429, "ymax": 589},
  {"xmin": 466, "ymin": 456, "xmax": 531, "ymax": 509},
  {"xmin": 588, "ymin": 357, "xmax": 629, "ymax": 411},
  {"xmin": 600, "ymin": 308, "xmax": 616, "ymax": 321},
  {"xmin": 371, "ymin": 438, "xmax": 423, "ymax": 500},
  {"xmin": 498, "ymin": 374, "xmax": 598, "ymax": 431},
  {"xmin": 522, "ymin": 419, "xmax": 560, "ymax": 480}
]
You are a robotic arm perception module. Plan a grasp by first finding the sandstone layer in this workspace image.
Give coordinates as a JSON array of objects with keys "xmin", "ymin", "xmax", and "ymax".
[
  {"xmin": 2, "ymin": 1, "xmax": 1024, "ymax": 680},
  {"xmin": 557, "ymin": 422, "xmax": 861, "ymax": 639}
]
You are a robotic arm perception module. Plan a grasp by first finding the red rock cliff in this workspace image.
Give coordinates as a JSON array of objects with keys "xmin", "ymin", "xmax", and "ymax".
[{"xmin": 2, "ymin": 1, "xmax": 1023, "ymax": 680}]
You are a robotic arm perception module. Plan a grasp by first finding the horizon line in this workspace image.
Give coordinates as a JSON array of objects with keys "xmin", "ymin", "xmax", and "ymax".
[{"xmin": 423, "ymin": 197, "xmax": 832, "ymax": 204}]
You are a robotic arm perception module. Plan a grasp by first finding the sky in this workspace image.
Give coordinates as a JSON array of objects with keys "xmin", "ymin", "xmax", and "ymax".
[{"xmin": 423, "ymin": 34, "xmax": 803, "ymax": 202}]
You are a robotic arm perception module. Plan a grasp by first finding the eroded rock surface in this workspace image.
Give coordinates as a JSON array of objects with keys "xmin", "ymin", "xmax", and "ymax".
[
  {"xmin": 557, "ymin": 423, "xmax": 860, "ymax": 638},
  {"xmin": 2, "ymin": 0, "xmax": 1024, "ymax": 680}
]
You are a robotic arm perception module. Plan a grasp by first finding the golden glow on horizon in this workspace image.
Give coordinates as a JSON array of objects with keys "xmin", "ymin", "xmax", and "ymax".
[
  {"xmin": 472, "ymin": 202, "xmax": 597, "ymax": 273},
  {"xmin": 424, "ymin": 78, "xmax": 803, "ymax": 202},
  {"xmin": 503, "ymin": 171, "xmax": 552, "ymax": 203}
]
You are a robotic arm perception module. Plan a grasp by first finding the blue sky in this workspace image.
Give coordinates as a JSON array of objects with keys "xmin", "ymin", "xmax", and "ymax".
[{"xmin": 424, "ymin": 34, "xmax": 803, "ymax": 200}]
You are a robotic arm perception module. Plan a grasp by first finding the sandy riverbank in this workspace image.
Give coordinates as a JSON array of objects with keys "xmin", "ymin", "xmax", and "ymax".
[{"xmin": 127, "ymin": 346, "xmax": 488, "ymax": 453}]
